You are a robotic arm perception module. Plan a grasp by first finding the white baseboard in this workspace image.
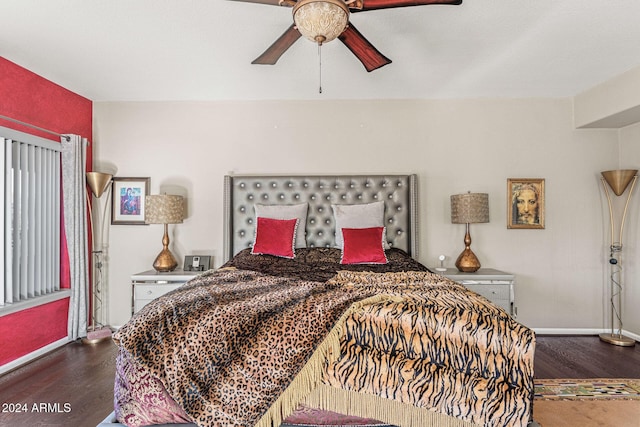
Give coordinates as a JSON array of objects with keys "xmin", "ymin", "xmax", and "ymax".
[
  {"xmin": 533, "ymin": 328, "xmax": 604, "ymax": 335},
  {"xmin": 625, "ymin": 330, "xmax": 640, "ymax": 342},
  {"xmin": 533, "ymin": 328, "xmax": 640, "ymax": 342},
  {"xmin": 0, "ymin": 337, "xmax": 70, "ymax": 376}
]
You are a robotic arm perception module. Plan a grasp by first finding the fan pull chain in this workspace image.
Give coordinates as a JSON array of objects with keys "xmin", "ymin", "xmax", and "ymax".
[{"xmin": 318, "ymin": 42, "xmax": 322, "ymax": 94}]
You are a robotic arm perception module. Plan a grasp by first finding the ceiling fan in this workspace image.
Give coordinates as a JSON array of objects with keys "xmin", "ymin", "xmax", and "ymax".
[{"xmin": 233, "ymin": 0, "xmax": 463, "ymax": 72}]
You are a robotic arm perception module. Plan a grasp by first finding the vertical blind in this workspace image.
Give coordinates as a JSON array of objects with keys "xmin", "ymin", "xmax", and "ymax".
[{"xmin": 2, "ymin": 133, "xmax": 61, "ymax": 305}]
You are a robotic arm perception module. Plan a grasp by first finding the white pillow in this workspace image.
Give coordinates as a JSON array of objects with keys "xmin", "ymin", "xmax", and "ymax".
[
  {"xmin": 254, "ymin": 203, "xmax": 308, "ymax": 248},
  {"xmin": 332, "ymin": 201, "xmax": 389, "ymax": 249}
]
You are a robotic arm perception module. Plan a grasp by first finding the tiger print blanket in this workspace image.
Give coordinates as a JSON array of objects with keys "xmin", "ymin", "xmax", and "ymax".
[{"xmin": 113, "ymin": 268, "xmax": 534, "ymax": 427}]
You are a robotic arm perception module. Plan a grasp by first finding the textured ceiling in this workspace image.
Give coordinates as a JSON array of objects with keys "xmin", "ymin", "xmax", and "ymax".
[{"xmin": 2, "ymin": 0, "xmax": 640, "ymax": 101}]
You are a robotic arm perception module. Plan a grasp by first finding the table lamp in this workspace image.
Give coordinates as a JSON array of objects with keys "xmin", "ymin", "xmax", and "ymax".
[
  {"xmin": 450, "ymin": 192, "xmax": 489, "ymax": 272},
  {"xmin": 145, "ymin": 194, "xmax": 185, "ymax": 272}
]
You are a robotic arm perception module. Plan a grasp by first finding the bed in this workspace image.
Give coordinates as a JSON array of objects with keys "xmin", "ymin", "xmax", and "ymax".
[{"xmin": 101, "ymin": 174, "xmax": 536, "ymax": 427}]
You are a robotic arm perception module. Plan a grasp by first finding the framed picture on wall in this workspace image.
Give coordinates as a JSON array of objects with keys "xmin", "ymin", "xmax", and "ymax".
[
  {"xmin": 507, "ymin": 178, "xmax": 545, "ymax": 229},
  {"xmin": 111, "ymin": 177, "xmax": 150, "ymax": 225}
]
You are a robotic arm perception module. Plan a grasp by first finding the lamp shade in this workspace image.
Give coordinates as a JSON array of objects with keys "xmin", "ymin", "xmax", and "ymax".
[
  {"xmin": 145, "ymin": 195, "xmax": 185, "ymax": 224},
  {"xmin": 602, "ymin": 170, "xmax": 638, "ymax": 196},
  {"xmin": 86, "ymin": 172, "xmax": 112, "ymax": 198},
  {"xmin": 450, "ymin": 193, "xmax": 490, "ymax": 224},
  {"xmin": 293, "ymin": 0, "xmax": 349, "ymax": 44}
]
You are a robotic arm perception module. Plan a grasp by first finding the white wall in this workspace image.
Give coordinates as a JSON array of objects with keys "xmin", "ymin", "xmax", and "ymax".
[
  {"xmin": 619, "ymin": 121, "xmax": 640, "ymax": 335},
  {"xmin": 94, "ymin": 98, "xmax": 627, "ymax": 332},
  {"xmin": 574, "ymin": 65, "xmax": 640, "ymax": 128}
]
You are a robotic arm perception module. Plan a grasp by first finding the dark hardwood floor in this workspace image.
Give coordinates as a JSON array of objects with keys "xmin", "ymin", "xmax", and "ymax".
[
  {"xmin": 534, "ymin": 335, "xmax": 640, "ymax": 379},
  {"xmin": 0, "ymin": 338, "xmax": 117, "ymax": 427},
  {"xmin": 0, "ymin": 335, "xmax": 639, "ymax": 426}
]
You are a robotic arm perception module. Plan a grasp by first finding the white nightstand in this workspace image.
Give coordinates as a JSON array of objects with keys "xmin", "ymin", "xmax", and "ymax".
[
  {"xmin": 437, "ymin": 268, "xmax": 516, "ymax": 317},
  {"xmin": 131, "ymin": 269, "xmax": 201, "ymax": 314}
]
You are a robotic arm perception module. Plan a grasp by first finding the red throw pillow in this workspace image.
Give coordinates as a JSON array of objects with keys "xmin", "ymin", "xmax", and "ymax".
[
  {"xmin": 251, "ymin": 217, "xmax": 298, "ymax": 259},
  {"xmin": 340, "ymin": 227, "xmax": 388, "ymax": 265}
]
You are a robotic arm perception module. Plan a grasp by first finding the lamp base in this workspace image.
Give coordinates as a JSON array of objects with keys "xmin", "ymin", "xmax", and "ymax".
[
  {"xmin": 455, "ymin": 224, "xmax": 481, "ymax": 272},
  {"xmin": 599, "ymin": 332, "xmax": 636, "ymax": 347},
  {"xmin": 455, "ymin": 248, "xmax": 481, "ymax": 272},
  {"xmin": 82, "ymin": 326, "xmax": 113, "ymax": 344},
  {"xmin": 153, "ymin": 248, "xmax": 178, "ymax": 272}
]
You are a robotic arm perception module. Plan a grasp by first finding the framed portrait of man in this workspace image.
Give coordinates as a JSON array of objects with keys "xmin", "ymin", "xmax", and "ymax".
[{"xmin": 507, "ymin": 178, "xmax": 545, "ymax": 229}]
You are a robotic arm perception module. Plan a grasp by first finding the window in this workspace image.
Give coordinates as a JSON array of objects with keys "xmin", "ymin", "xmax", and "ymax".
[{"xmin": 1, "ymin": 127, "xmax": 61, "ymax": 307}]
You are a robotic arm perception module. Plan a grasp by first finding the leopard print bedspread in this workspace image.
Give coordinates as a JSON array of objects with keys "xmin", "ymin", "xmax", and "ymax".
[{"xmin": 113, "ymin": 266, "xmax": 534, "ymax": 427}]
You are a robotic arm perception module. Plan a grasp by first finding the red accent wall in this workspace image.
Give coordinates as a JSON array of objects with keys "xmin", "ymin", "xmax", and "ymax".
[
  {"xmin": 0, "ymin": 56, "xmax": 92, "ymax": 366},
  {"xmin": 0, "ymin": 299, "xmax": 69, "ymax": 365},
  {"xmin": 0, "ymin": 57, "xmax": 92, "ymax": 141}
]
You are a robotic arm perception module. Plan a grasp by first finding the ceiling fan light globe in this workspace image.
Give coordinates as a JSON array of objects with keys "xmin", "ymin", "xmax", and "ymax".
[{"xmin": 293, "ymin": 0, "xmax": 349, "ymax": 44}]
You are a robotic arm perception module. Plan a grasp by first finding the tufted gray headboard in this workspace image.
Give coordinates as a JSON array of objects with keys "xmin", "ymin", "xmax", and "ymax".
[{"xmin": 223, "ymin": 174, "xmax": 419, "ymax": 261}]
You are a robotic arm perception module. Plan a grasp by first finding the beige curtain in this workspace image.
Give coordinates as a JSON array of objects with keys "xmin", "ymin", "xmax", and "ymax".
[{"xmin": 61, "ymin": 134, "xmax": 89, "ymax": 340}]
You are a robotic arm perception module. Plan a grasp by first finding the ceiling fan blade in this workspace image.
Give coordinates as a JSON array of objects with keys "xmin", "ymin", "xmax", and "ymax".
[
  {"xmin": 227, "ymin": 0, "xmax": 295, "ymax": 7},
  {"xmin": 252, "ymin": 25, "xmax": 302, "ymax": 65},
  {"xmin": 338, "ymin": 24, "xmax": 391, "ymax": 72},
  {"xmin": 356, "ymin": 0, "xmax": 461, "ymax": 11}
]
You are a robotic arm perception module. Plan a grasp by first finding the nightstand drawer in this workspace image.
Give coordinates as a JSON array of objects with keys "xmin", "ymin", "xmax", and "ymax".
[
  {"xmin": 481, "ymin": 298, "xmax": 511, "ymax": 315},
  {"xmin": 134, "ymin": 283, "xmax": 183, "ymax": 300},
  {"xmin": 463, "ymin": 283, "xmax": 510, "ymax": 301},
  {"xmin": 438, "ymin": 268, "xmax": 516, "ymax": 317},
  {"xmin": 134, "ymin": 283, "xmax": 183, "ymax": 312},
  {"xmin": 131, "ymin": 269, "xmax": 201, "ymax": 315}
]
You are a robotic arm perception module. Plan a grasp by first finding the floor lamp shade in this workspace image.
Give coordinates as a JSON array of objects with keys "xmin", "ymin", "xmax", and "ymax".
[
  {"xmin": 602, "ymin": 169, "xmax": 637, "ymax": 197},
  {"xmin": 145, "ymin": 195, "xmax": 185, "ymax": 272},
  {"xmin": 451, "ymin": 192, "xmax": 490, "ymax": 272},
  {"xmin": 86, "ymin": 172, "xmax": 112, "ymax": 198}
]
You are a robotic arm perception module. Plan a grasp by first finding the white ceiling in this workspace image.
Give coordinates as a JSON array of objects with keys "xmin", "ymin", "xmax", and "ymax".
[{"xmin": 2, "ymin": 0, "xmax": 640, "ymax": 102}]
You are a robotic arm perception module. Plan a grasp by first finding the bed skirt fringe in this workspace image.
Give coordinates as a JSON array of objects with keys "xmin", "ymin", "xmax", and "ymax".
[{"xmin": 304, "ymin": 384, "xmax": 481, "ymax": 427}]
